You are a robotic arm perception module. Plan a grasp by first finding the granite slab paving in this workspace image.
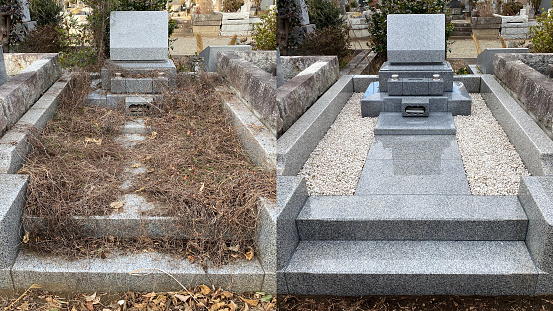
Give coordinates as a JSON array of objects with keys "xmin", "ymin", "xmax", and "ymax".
[
  {"xmin": 367, "ymin": 135, "xmax": 461, "ymax": 160},
  {"xmin": 284, "ymin": 240, "xmax": 538, "ymax": 296},
  {"xmin": 356, "ymin": 131, "xmax": 470, "ymax": 195},
  {"xmin": 297, "ymin": 195, "xmax": 527, "ymax": 240}
]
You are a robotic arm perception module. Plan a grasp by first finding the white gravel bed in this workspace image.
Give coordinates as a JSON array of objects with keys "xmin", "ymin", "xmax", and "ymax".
[
  {"xmin": 298, "ymin": 93, "xmax": 377, "ymax": 195},
  {"xmin": 299, "ymin": 92, "xmax": 529, "ymax": 196},
  {"xmin": 454, "ymin": 93, "xmax": 530, "ymax": 195}
]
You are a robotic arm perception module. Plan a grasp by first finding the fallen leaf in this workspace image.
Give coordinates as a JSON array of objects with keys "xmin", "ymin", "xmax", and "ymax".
[
  {"xmin": 109, "ymin": 201, "xmax": 126, "ymax": 209},
  {"xmin": 198, "ymin": 284, "xmax": 211, "ymax": 295},
  {"xmin": 174, "ymin": 294, "xmax": 191, "ymax": 303},
  {"xmin": 84, "ymin": 137, "xmax": 102, "ymax": 145},
  {"xmin": 22, "ymin": 230, "xmax": 30, "ymax": 244},
  {"xmin": 228, "ymin": 301, "xmax": 237, "ymax": 311},
  {"xmin": 150, "ymin": 131, "xmax": 158, "ymax": 140},
  {"xmin": 187, "ymin": 255, "xmax": 195, "ymax": 263},
  {"xmin": 83, "ymin": 293, "xmax": 97, "ymax": 302},
  {"xmin": 221, "ymin": 291, "xmax": 233, "ymax": 299},
  {"xmin": 239, "ymin": 297, "xmax": 258, "ymax": 307},
  {"xmin": 245, "ymin": 248, "xmax": 254, "ymax": 261},
  {"xmin": 210, "ymin": 302, "xmax": 225, "ymax": 311},
  {"xmin": 260, "ymin": 294, "xmax": 273, "ymax": 302},
  {"xmin": 86, "ymin": 301, "xmax": 94, "ymax": 311}
]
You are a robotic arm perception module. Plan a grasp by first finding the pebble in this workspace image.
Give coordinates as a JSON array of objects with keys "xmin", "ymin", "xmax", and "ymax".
[{"xmin": 298, "ymin": 93, "xmax": 376, "ymax": 195}]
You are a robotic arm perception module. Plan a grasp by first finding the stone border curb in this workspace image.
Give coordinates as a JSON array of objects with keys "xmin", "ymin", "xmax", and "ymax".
[{"xmin": 0, "ymin": 73, "xmax": 70, "ymax": 174}]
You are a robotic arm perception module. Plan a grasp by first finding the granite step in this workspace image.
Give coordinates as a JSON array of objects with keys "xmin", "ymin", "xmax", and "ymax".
[
  {"xmin": 296, "ymin": 195, "xmax": 528, "ymax": 241},
  {"xmin": 374, "ymin": 112, "xmax": 456, "ymax": 135},
  {"xmin": 284, "ymin": 240, "xmax": 538, "ymax": 295},
  {"xmin": 7, "ymin": 249, "xmax": 264, "ymax": 292}
]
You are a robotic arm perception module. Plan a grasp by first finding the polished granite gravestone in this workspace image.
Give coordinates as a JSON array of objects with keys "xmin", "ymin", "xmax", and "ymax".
[
  {"xmin": 110, "ymin": 11, "xmax": 168, "ymax": 61},
  {"xmin": 360, "ymin": 14, "xmax": 472, "ymax": 134}
]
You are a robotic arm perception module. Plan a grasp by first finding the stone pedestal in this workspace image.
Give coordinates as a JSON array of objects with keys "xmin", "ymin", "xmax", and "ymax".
[
  {"xmin": 361, "ymin": 14, "xmax": 472, "ymax": 130},
  {"xmin": 89, "ymin": 11, "xmax": 177, "ymax": 114}
]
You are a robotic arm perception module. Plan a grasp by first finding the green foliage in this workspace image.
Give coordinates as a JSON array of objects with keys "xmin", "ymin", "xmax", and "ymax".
[
  {"xmin": 83, "ymin": 0, "xmax": 173, "ymax": 58},
  {"xmin": 252, "ymin": 6, "xmax": 276, "ymax": 50},
  {"xmin": 223, "ymin": 0, "xmax": 244, "ymax": 12},
  {"xmin": 298, "ymin": 26, "xmax": 351, "ymax": 67},
  {"xmin": 29, "ymin": 0, "xmax": 64, "ymax": 27},
  {"xmin": 0, "ymin": 0, "xmax": 24, "ymax": 22},
  {"xmin": 502, "ymin": 1, "xmax": 523, "ymax": 16},
  {"xmin": 367, "ymin": 0, "xmax": 451, "ymax": 58},
  {"xmin": 16, "ymin": 15, "xmax": 97, "ymax": 68},
  {"xmin": 0, "ymin": 0, "xmax": 25, "ymax": 48},
  {"xmin": 306, "ymin": 0, "xmax": 346, "ymax": 30},
  {"xmin": 278, "ymin": 0, "xmax": 302, "ymax": 52},
  {"xmin": 455, "ymin": 67, "xmax": 469, "ymax": 75},
  {"xmin": 530, "ymin": 10, "xmax": 553, "ymax": 53}
]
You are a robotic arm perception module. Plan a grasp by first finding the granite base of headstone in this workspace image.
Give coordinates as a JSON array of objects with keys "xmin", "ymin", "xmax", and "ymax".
[
  {"xmin": 360, "ymin": 14, "xmax": 472, "ymax": 134},
  {"xmin": 89, "ymin": 11, "xmax": 177, "ymax": 114}
]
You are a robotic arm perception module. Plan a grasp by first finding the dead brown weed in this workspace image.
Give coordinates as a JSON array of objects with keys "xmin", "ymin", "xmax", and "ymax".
[{"xmin": 19, "ymin": 71, "xmax": 275, "ymax": 267}]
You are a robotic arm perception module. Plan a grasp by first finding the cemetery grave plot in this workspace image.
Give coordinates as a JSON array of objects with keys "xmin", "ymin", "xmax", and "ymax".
[
  {"xmin": 299, "ymin": 92, "xmax": 530, "ymax": 196},
  {"xmin": 19, "ymin": 71, "xmax": 275, "ymax": 267}
]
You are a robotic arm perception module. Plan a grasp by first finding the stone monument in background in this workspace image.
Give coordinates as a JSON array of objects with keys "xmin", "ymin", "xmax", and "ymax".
[
  {"xmin": 361, "ymin": 14, "xmax": 472, "ymax": 134},
  {"xmin": 0, "ymin": 48, "xmax": 6, "ymax": 86},
  {"xmin": 92, "ymin": 11, "xmax": 177, "ymax": 114}
]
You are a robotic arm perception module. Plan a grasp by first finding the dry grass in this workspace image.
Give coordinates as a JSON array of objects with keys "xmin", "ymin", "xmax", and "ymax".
[{"xmin": 19, "ymin": 71, "xmax": 275, "ymax": 267}]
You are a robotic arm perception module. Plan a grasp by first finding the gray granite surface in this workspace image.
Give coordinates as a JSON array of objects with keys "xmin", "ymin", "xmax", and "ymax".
[
  {"xmin": 387, "ymin": 14, "xmax": 446, "ymax": 64},
  {"xmin": 0, "ymin": 174, "xmax": 28, "ymax": 268},
  {"xmin": 373, "ymin": 112, "xmax": 457, "ymax": 135},
  {"xmin": 297, "ymin": 195, "xmax": 527, "ymax": 240},
  {"xmin": 285, "ymin": 240, "xmax": 537, "ymax": 295},
  {"xmin": 110, "ymin": 11, "xmax": 168, "ymax": 61}
]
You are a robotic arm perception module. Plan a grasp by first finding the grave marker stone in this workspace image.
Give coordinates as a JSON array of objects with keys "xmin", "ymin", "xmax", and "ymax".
[
  {"xmin": 387, "ymin": 14, "xmax": 445, "ymax": 63},
  {"xmin": 361, "ymin": 14, "xmax": 472, "ymax": 134},
  {"xmin": 110, "ymin": 11, "xmax": 168, "ymax": 61}
]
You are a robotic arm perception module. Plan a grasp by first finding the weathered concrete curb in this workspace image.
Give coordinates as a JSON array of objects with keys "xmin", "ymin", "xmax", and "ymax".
[
  {"xmin": 0, "ymin": 53, "xmax": 62, "ymax": 135},
  {"xmin": 217, "ymin": 84, "xmax": 276, "ymax": 171},
  {"xmin": 278, "ymin": 56, "xmax": 339, "ymax": 135},
  {"xmin": 277, "ymin": 75, "xmax": 353, "ymax": 176},
  {"xmin": 494, "ymin": 53, "xmax": 553, "ymax": 138},
  {"xmin": 0, "ymin": 73, "xmax": 71, "ymax": 174},
  {"xmin": 217, "ymin": 51, "xmax": 278, "ymax": 136},
  {"xmin": 481, "ymin": 74, "xmax": 553, "ymax": 176}
]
